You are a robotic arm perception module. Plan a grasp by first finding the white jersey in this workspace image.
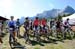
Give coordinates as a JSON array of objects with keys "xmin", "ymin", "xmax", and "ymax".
[
  {"xmin": 64, "ymin": 21, "xmax": 70, "ymax": 26},
  {"xmin": 64, "ymin": 20, "xmax": 71, "ymax": 28}
]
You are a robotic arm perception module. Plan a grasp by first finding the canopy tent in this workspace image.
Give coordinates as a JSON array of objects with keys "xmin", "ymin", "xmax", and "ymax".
[
  {"xmin": 62, "ymin": 13, "xmax": 75, "ymax": 20},
  {"xmin": 62, "ymin": 13, "xmax": 75, "ymax": 25},
  {"xmin": 0, "ymin": 16, "xmax": 8, "ymax": 21}
]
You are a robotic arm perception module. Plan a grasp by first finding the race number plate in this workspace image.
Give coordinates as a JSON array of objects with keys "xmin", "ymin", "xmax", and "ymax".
[{"xmin": 9, "ymin": 28, "xmax": 13, "ymax": 30}]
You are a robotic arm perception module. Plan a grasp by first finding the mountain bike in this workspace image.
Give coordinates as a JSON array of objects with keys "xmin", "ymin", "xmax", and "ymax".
[
  {"xmin": 33, "ymin": 26, "xmax": 40, "ymax": 42},
  {"xmin": 16, "ymin": 26, "xmax": 20, "ymax": 38},
  {"xmin": 64, "ymin": 26, "xmax": 74, "ymax": 39},
  {"xmin": 24, "ymin": 26, "xmax": 31, "ymax": 44}
]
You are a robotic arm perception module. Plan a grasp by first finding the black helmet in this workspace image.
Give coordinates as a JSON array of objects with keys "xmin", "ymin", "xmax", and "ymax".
[
  {"xmin": 17, "ymin": 18, "xmax": 19, "ymax": 20},
  {"xmin": 17, "ymin": 19, "xmax": 19, "ymax": 21},
  {"xmin": 25, "ymin": 17, "xmax": 28, "ymax": 20},
  {"xmin": 36, "ymin": 17, "xmax": 38, "ymax": 19},
  {"xmin": 10, "ymin": 16, "xmax": 14, "ymax": 18},
  {"xmin": 67, "ymin": 18, "xmax": 69, "ymax": 20}
]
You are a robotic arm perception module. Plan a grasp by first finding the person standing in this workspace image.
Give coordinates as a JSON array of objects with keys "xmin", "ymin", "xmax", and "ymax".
[
  {"xmin": 41, "ymin": 18, "xmax": 47, "ymax": 30},
  {"xmin": 24, "ymin": 17, "xmax": 30, "ymax": 44},
  {"xmin": 33, "ymin": 17, "xmax": 40, "ymax": 31},
  {"xmin": 8, "ymin": 16, "xmax": 16, "ymax": 44},
  {"xmin": 64, "ymin": 18, "xmax": 70, "ymax": 29},
  {"xmin": 16, "ymin": 19, "xmax": 20, "ymax": 38},
  {"xmin": 33, "ymin": 17, "xmax": 40, "ymax": 41}
]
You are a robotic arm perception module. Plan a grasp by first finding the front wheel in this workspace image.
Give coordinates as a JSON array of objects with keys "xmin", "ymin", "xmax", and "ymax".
[{"xmin": 69, "ymin": 30, "xmax": 74, "ymax": 39}]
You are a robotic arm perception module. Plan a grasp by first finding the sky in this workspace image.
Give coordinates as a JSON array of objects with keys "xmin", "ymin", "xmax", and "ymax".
[{"xmin": 0, "ymin": 0, "xmax": 75, "ymax": 20}]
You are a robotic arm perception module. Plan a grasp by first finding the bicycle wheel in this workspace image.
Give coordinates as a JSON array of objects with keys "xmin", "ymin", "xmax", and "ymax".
[{"xmin": 69, "ymin": 30, "xmax": 74, "ymax": 39}]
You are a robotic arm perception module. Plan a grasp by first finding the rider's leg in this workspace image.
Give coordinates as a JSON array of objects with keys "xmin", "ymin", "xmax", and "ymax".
[
  {"xmin": 9, "ymin": 34, "xmax": 12, "ymax": 43},
  {"xmin": 9, "ymin": 33, "xmax": 15, "ymax": 42},
  {"xmin": 24, "ymin": 32, "xmax": 26, "ymax": 40},
  {"xmin": 64, "ymin": 28, "xmax": 67, "ymax": 39},
  {"xmin": 17, "ymin": 29, "xmax": 19, "ymax": 37},
  {"xmin": 17, "ymin": 27, "xmax": 20, "ymax": 37},
  {"xmin": 35, "ymin": 26, "xmax": 39, "ymax": 40},
  {"xmin": 9, "ymin": 31, "xmax": 16, "ymax": 43},
  {"xmin": 24, "ymin": 26, "xmax": 29, "ymax": 43},
  {"xmin": 12, "ymin": 33, "xmax": 16, "ymax": 42},
  {"xmin": 35, "ymin": 26, "xmax": 37, "ymax": 36}
]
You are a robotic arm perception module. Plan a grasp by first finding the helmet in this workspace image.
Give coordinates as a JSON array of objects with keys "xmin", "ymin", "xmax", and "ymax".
[
  {"xmin": 17, "ymin": 18, "xmax": 19, "ymax": 20},
  {"xmin": 25, "ymin": 17, "xmax": 28, "ymax": 20},
  {"xmin": 10, "ymin": 16, "xmax": 14, "ymax": 18},
  {"xmin": 35, "ymin": 17, "xmax": 38, "ymax": 19},
  {"xmin": 67, "ymin": 18, "xmax": 69, "ymax": 21}
]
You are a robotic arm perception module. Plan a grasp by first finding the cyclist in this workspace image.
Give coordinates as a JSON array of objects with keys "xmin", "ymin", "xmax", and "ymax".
[
  {"xmin": 33, "ymin": 17, "xmax": 40, "ymax": 41},
  {"xmin": 29, "ymin": 20, "xmax": 33, "ymax": 30},
  {"xmin": 50, "ymin": 20, "xmax": 54, "ymax": 28},
  {"xmin": 64, "ymin": 18, "xmax": 70, "ymax": 29},
  {"xmin": 41, "ymin": 18, "xmax": 47, "ymax": 34},
  {"xmin": 24, "ymin": 17, "xmax": 30, "ymax": 44},
  {"xmin": 64, "ymin": 18, "xmax": 71, "ymax": 39},
  {"xmin": 56, "ymin": 19, "xmax": 61, "ymax": 37},
  {"xmin": 8, "ymin": 16, "xmax": 16, "ymax": 44},
  {"xmin": 33, "ymin": 17, "xmax": 40, "ymax": 31},
  {"xmin": 16, "ymin": 19, "xmax": 20, "ymax": 37}
]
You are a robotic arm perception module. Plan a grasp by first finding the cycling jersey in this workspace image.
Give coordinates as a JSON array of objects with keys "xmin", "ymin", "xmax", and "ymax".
[
  {"xmin": 56, "ymin": 21, "xmax": 61, "ymax": 28},
  {"xmin": 24, "ymin": 20, "xmax": 30, "ymax": 31},
  {"xmin": 24, "ymin": 20, "xmax": 29, "ymax": 27},
  {"xmin": 64, "ymin": 21, "xmax": 69, "ymax": 26},
  {"xmin": 8, "ymin": 20, "xmax": 16, "ymax": 31},
  {"xmin": 16, "ymin": 21, "xmax": 20, "ymax": 26},
  {"xmin": 8, "ymin": 20, "xmax": 15, "ymax": 27},
  {"xmin": 33, "ymin": 19, "xmax": 40, "ymax": 31},
  {"xmin": 33, "ymin": 19, "xmax": 39, "ymax": 26},
  {"xmin": 41, "ymin": 19, "xmax": 46, "ymax": 26},
  {"xmin": 64, "ymin": 20, "xmax": 70, "ymax": 28}
]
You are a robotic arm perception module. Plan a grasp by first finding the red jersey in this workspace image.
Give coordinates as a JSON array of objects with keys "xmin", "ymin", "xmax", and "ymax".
[
  {"xmin": 41, "ymin": 19, "xmax": 46, "ymax": 26},
  {"xmin": 33, "ymin": 19, "xmax": 39, "ymax": 26}
]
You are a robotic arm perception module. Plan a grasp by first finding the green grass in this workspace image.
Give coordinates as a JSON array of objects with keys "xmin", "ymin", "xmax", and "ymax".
[{"xmin": 34, "ymin": 47, "xmax": 40, "ymax": 49}]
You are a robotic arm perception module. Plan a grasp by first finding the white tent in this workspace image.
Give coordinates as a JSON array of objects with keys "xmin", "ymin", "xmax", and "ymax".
[
  {"xmin": 63, "ymin": 13, "xmax": 75, "ymax": 20},
  {"xmin": 62, "ymin": 13, "xmax": 75, "ymax": 25}
]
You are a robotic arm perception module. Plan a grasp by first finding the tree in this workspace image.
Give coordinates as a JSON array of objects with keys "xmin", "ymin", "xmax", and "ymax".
[{"xmin": 57, "ymin": 14, "xmax": 62, "ymax": 21}]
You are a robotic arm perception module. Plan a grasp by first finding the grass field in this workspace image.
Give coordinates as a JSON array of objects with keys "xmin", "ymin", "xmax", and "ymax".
[{"xmin": 1, "ymin": 26, "xmax": 75, "ymax": 49}]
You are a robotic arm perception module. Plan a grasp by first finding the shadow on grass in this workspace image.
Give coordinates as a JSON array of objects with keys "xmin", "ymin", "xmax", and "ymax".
[
  {"xmin": 11, "ymin": 41, "xmax": 25, "ymax": 49},
  {"xmin": 30, "ymin": 37, "xmax": 59, "ymax": 46},
  {"xmin": 1, "ymin": 32, "xmax": 7, "ymax": 37},
  {"xmin": 41, "ymin": 38, "xmax": 58, "ymax": 44},
  {"xmin": 30, "ymin": 40, "xmax": 45, "ymax": 46},
  {"xmin": 29, "ymin": 36, "xmax": 65, "ymax": 46}
]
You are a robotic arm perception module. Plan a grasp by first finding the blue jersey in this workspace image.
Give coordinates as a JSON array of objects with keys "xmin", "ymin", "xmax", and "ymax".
[
  {"xmin": 16, "ymin": 21, "xmax": 20, "ymax": 26},
  {"xmin": 8, "ymin": 20, "xmax": 15, "ymax": 27}
]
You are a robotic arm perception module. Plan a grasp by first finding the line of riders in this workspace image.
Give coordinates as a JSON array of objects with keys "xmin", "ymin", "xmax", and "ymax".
[{"xmin": 0, "ymin": 16, "xmax": 75, "ymax": 45}]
